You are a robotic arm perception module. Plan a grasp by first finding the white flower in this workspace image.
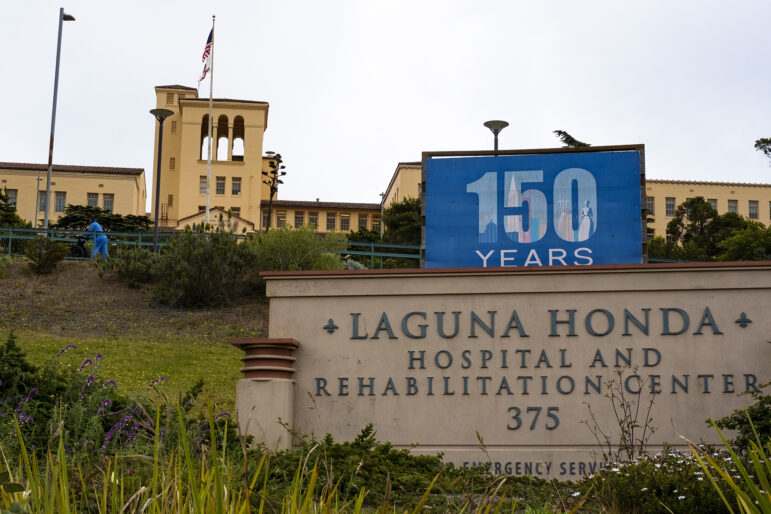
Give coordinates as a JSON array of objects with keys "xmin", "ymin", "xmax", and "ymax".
[
  {"xmin": 572, "ymin": 491, "xmax": 581, "ymax": 497},
  {"xmin": 678, "ymin": 495, "xmax": 686, "ymax": 500},
  {"xmin": 641, "ymin": 487, "xmax": 648, "ymax": 492},
  {"xmin": 697, "ymin": 477, "xmax": 704, "ymax": 481},
  {"xmin": 611, "ymin": 467, "xmax": 620, "ymax": 472}
]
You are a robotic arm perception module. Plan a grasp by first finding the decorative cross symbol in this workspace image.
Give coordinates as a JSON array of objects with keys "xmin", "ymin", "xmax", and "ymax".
[
  {"xmin": 735, "ymin": 312, "xmax": 752, "ymax": 328},
  {"xmin": 323, "ymin": 319, "xmax": 339, "ymax": 334}
]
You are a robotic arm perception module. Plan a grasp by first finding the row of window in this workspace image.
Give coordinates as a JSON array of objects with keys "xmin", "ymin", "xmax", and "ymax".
[
  {"xmin": 200, "ymin": 176, "xmax": 241, "ymax": 196},
  {"xmin": 197, "ymin": 205, "xmax": 241, "ymax": 217},
  {"xmin": 5, "ymin": 190, "xmax": 114, "ymax": 213},
  {"xmin": 262, "ymin": 210, "xmax": 381, "ymax": 232},
  {"xmin": 647, "ymin": 197, "xmax": 769, "ymax": 221}
]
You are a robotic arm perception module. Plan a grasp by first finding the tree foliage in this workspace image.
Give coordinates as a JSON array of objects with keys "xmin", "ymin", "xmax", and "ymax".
[
  {"xmin": 254, "ymin": 225, "xmax": 346, "ymax": 271},
  {"xmin": 755, "ymin": 137, "xmax": 771, "ymax": 163},
  {"xmin": 53, "ymin": 205, "xmax": 151, "ymax": 232},
  {"xmin": 0, "ymin": 187, "xmax": 29, "ymax": 228},
  {"xmin": 553, "ymin": 130, "xmax": 590, "ymax": 148},
  {"xmin": 382, "ymin": 197, "xmax": 421, "ymax": 245},
  {"xmin": 666, "ymin": 196, "xmax": 717, "ymax": 245}
]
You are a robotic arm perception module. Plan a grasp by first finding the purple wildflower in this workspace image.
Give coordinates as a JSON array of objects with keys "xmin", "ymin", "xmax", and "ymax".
[
  {"xmin": 79, "ymin": 375, "xmax": 95, "ymax": 401},
  {"xmin": 97, "ymin": 398, "xmax": 112, "ymax": 416},
  {"xmin": 101, "ymin": 380, "xmax": 117, "ymax": 389},
  {"xmin": 102, "ymin": 415, "xmax": 133, "ymax": 450},
  {"xmin": 57, "ymin": 344, "xmax": 77, "ymax": 357},
  {"xmin": 78, "ymin": 358, "xmax": 93, "ymax": 371},
  {"xmin": 214, "ymin": 412, "xmax": 231, "ymax": 420},
  {"xmin": 147, "ymin": 376, "xmax": 168, "ymax": 390},
  {"xmin": 17, "ymin": 412, "xmax": 34, "ymax": 425}
]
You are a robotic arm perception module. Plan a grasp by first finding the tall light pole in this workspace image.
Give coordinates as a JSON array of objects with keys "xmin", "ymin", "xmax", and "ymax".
[
  {"xmin": 483, "ymin": 120, "xmax": 509, "ymax": 152},
  {"xmin": 43, "ymin": 8, "xmax": 76, "ymax": 230},
  {"xmin": 150, "ymin": 108, "xmax": 174, "ymax": 253}
]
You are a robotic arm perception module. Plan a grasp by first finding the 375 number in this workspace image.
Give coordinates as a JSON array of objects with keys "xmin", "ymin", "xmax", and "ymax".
[{"xmin": 507, "ymin": 406, "xmax": 560, "ymax": 430}]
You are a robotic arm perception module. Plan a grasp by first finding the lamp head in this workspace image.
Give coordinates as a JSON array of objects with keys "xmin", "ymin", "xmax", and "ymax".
[
  {"xmin": 150, "ymin": 108, "xmax": 174, "ymax": 122},
  {"xmin": 63, "ymin": 13, "xmax": 76, "ymax": 21},
  {"xmin": 483, "ymin": 120, "xmax": 509, "ymax": 135}
]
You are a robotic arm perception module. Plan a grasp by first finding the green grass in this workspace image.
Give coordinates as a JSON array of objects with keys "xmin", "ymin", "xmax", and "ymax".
[{"xmin": 6, "ymin": 332, "xmax": 243, "ymax": 411}]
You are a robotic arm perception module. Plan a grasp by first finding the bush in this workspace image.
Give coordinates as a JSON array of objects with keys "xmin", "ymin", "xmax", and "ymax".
[
  {"xmin": 152, "ymin": 227, "xmax": 259, "ymax": 307},
  {"xmin": 582, "ymin": 449, "xmax": 732, "ymax": 513},
  {"xmin": 0, "ymin": 254, "xmax": 12, "ymax": 278},
  {"xmin": 102, "ymin": 245, "xmax": 157, "ymax": 288},
  {"xmin": 713, "ymin": 382, "xmax": 771, "ymax": 454},
  {"xmin": 253, "ymin": 225, "xmax": 346, "ymax": 271},
  {"xmin": 24, "ymin": 236, "xmax": 69, "ymax": 275}
]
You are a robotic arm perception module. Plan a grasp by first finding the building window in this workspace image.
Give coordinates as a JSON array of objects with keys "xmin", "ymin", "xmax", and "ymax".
[
  {"xmin": 171, "ymin": 120, "xmax": 177, "ymax": 134},
  {"xmin": 169, "ymin": 157, "xmax": 176, "ymax": 170},
  {"xmin": 232, "ymin": 177, "xmax": 241, "ymax": 196},
  {"xmin": 340, "ymin": 213, "xmax": 350, "ymax": 231},
  {"xmin": 103, "ymin": 194, "xmax": 114, "ymax": 212},
  {"xmin": 200, "ymin": 176, "xmax": 207, "ymax": 194},
  {"xmin": 198, "ymin": 205, "xmax": 206, "ymax": 213},
  {"xmin": 749, "ymin": 200, "xmax": 759, "ymax": 220},
  {"xmin": 38, "ymin": 191, "xmax": 47, "ymax": 212},
  {"xmin": 665, "ymin": 197, "xmax": 675, "ymax": 216},
  {"xmin": 728, "ymin": 199, "xmax": 738, "ymax": 213},
  {"xmin": 707, "ymin": 198, "xmax": 717, "ymax": 210},
  {"xmin": 295, "ymin": 211, "xmax": 305, "ymax": 227},
  {"xmin": 645, "ymin": 197, "xmax": 654, "ymax": 216},
  {"xmin": 87, "ymin": 193, "xmax": 98, "ymax": 207},
  {"xmin": 6, "ymin": 189, "xmax": 17, "ymax": 207},
  {"xmin": 262, "ymin": 209, "xmax": 270, "ymax": 229},
  {"xmin": 308, "ymin": 211, "xmax": 319, "ymax": 227},
  {"xmin": 216, "ymin": 177, "xmax": 225, "ymax": 195},
  {"xmin": 231, "ymin": 207, "xmax": 240, "ymax": 217},
  {"xmin": 358, "ymin": 213, "xmax": 368, "ymax": 230},
  {"xmin": 168, "ymin": 194, "xmax": 174, "ymax": 208},
  {"xmin": 55, "ymin": 192, "xmax": 66, "ymax": 212},
  {"xmin": 372, "ymin": 216, "xmax": 381, "ymax": 233},
  {"xmin": 326, "ymin": 212, "xmax": 336, "ymax": 231},
  {"xmin": 276, "ymin": 211, "xmax": 286, "ymax": 227},
  {"xmin": 166, "ymin": 92, "xmax": 174, "ymax": 104}
]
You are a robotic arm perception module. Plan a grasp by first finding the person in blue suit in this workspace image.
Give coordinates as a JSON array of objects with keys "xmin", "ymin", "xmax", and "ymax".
[{"xmin": 85, "ymin": 219, "xmax": 109, "ymax": 260}]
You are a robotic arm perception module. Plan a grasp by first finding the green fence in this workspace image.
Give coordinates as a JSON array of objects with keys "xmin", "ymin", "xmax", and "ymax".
[{"xmin": 0, "ymin": 227, "xmax": 422, "ymax": 267}]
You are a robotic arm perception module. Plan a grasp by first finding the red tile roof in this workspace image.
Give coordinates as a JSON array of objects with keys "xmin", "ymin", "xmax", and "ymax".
[{"xmin": 0, "ymin": 162, "xmax": 143, "ymax": 176}]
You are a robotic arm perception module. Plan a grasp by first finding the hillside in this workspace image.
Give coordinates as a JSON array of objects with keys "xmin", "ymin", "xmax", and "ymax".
[{"xmin": 0, "ymin": 260, "xmax": 269, "ymax": 408}]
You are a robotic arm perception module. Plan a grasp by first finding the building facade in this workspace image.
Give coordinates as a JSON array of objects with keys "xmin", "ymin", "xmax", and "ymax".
[
  {"xmin": 382, "ymin": 162, "xmax": 421, "ymax": 209},
  {"xmin": 646, "ymin": 180, "xmax": 771, "ymax": 238},
  {"xmin": 1, "ymin": 162, "xmax": 146, "ymax": 226},
  {"xmin": 260, "ymin": 199, "xmax": 381, "ymax": 233},
  {"xmin": 151, "ymin": 85, "xmax": 273, "ymax": 229}
]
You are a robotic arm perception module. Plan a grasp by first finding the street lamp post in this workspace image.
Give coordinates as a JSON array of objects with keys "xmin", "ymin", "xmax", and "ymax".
[
  {"xmin": 43, "ymin": 8, "xmax": 75, "ymax": 230},
  {"xmin": 150, "ymin": 108, "xmax": 174, "ymax": 253},
  {"xmin": 483, "ymin": 120, "xmax": 509, "ymax": 152}
]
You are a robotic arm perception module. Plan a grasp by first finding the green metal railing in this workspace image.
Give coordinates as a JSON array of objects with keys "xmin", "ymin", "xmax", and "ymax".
[
  {"xmin": 0, "ymin": 227, "xmax": 177, "ymax": 258},
  {"xmin": 0, "ymin": 227, "xmax": 423, "ymax": 267},
  {"xmin": 335, "ymin": 241, "xmax": 422, "ymax": 269}
]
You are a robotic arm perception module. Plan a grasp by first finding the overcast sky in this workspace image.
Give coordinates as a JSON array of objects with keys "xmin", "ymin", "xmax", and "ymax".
[{"xmin": 3, "ymin": 1, "xmax": 770, "ymax": 211}]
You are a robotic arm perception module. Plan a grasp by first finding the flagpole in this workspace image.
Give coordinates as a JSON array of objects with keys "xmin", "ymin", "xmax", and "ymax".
[{"xmin": 205, "ymin": 15, "xmax": 215, "ymax": 225}]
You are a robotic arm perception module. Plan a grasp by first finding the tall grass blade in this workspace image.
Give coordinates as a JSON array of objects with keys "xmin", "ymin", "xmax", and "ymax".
[{"xmin": 411, "ymin": 473, "xmax": 440, "ymax": 514}]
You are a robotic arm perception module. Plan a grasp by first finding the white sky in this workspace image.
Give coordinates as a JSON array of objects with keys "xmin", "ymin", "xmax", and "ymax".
[{"xmin": 3, "ymin": 1, "xmax": 770, "ymax": 212}]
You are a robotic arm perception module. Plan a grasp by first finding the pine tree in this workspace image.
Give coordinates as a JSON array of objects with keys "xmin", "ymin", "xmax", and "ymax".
[
  {"xmin": 0, "ymin": 187, "xmax": 29, "ymax": 228},
  {"xmin": 553, "ymin": 130, "xmax": 590, "ymax": 148}
]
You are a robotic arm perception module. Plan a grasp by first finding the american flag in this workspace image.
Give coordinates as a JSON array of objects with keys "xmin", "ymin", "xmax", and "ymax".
[{"xmin": 199, "ymin": 29, "xmax": 213, "ymax": 82}]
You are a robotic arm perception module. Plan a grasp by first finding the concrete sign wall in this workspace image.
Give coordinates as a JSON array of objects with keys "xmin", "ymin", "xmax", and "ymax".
[{"xmin": 242, "ymin": 262, "xmax": 770, "ymax": 479}]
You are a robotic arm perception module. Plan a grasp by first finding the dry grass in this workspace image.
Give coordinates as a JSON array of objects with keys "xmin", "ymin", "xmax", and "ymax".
[{"xmin": 0, "ymin": 259, "xmax": 269, "ymax": 408}]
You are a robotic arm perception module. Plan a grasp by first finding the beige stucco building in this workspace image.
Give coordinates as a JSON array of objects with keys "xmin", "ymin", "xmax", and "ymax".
[
  {"xmin": 0, "ymin": 162, "xmax": 146, "ymax": 226},
  {"xmin": 383, "ymin": 162, "xmax": 421, "ymax": 209},
  {"xmin": 260, "ymin": 199, "xmax": 381, "ymax": 233},
  {"xmin": 151, "ymin": 85, "xmax": 273, "ymax": 229},
  {"xmin": 645, "ymin": 179, "xmax": 771, "ymax": 238}
]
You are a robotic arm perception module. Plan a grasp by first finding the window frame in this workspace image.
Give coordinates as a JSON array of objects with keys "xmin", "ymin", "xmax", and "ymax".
[
  {"xmin": 326, "ymin": 212, "xmax": 336, "ymax": 231},
  {"xmin": 54, "ymin": 191, "xmax": 66, "ymax": 212},
  {"xmin": 231, "ymin": 177, "xmax": 241, "ymax": 196},
  {"xmin": 103, "ymin": 193, "xmax": 114, "ymax": 212},
  {"xmin": 215, "ymin": 176, "xmax": 226, "ymax": 195},
  {"xmin": 665, "ymin": 197, "xmax": 676, "ymax": 217}
]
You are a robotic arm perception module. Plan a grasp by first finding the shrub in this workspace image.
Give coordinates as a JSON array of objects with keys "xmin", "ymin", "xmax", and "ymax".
[
  {"xmin": 0, "ymin": 254, "xmax": 12, "ymax": 278},
  {"xmin": 713, "ymin": 381, "xmax": 770, "ymax": 454},
  {"xmin": 252, "ymin": 225, "xmax": 346, "ymax": 271},
  {"xmin": 24, "ymin": 236, "xmax": 69, "ymax": 275},
  {"xmin": 152, "ymin": 227, "xmax": 259, "ymax": 307},
  {"xmin": 102, "ymin": 245, "xmax": 157, "ymax": 288},
  {"xmin": 581, "ymin": 449, "xmax": 732, "ymax": 513}
]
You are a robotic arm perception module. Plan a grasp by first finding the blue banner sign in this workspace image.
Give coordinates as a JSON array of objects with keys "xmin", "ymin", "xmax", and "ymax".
[{"xmin": 424, "ymin": 150, "xmax": 643, "ymax": 268}]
